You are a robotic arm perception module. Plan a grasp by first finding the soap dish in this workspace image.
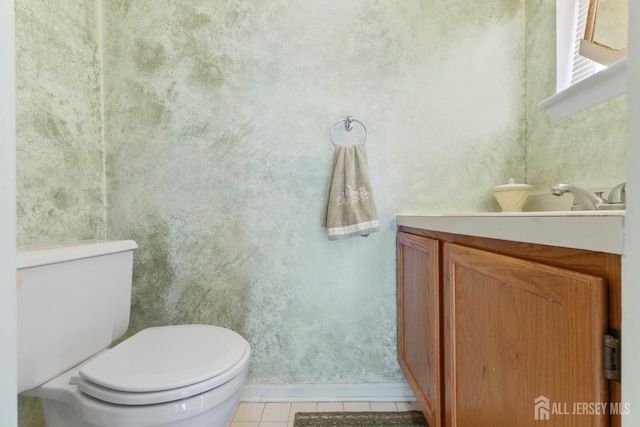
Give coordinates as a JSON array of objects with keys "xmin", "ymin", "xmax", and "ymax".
[{"xmin": 492, "ymin": 178, "xmax": 534, "ymax": 212}]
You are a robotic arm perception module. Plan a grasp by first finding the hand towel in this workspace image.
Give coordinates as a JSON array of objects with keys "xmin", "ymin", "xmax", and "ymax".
[{"xmin": 322, "ymin": 143, "xmax": 380, "ymax": 240}]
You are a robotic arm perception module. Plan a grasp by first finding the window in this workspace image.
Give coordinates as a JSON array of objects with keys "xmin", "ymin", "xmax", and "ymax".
[
  {"xmin": 556, "ymin": 0, "xmax": 605, "ymax": 92},
  {"xmin": 539, "ymin": 0, "xmax": 627, "ymax": 121}
]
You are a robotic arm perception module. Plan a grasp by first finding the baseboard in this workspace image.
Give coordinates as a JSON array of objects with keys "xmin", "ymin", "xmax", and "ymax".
[{"xmin": 241, "ymin": 382, "xmax": 416, "ymax": 403}]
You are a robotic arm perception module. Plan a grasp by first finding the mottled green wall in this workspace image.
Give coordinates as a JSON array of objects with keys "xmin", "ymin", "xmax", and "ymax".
[
  {"xmin": 103, "ymin": 0, "xmax": 524, "ymax": 385},
  {"xmin": 594, "ymin": 0, "xmax": 627, "ymax": 49},
  {"xmin": 16, "ymin": 0, "xmax": 105, "ymax": 247},
  {"xmin": 524, "ymin": 0, "xmax": 626, "ymax": 190}
]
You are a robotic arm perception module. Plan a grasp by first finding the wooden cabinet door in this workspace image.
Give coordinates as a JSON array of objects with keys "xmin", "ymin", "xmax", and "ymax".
[
  {"xmin": 443, "ymin": 243, "xmax": 609, "ymax": 427},
  {"xmin": 397, "ymin": 233, "xmax": 442, "ymax": 427}
]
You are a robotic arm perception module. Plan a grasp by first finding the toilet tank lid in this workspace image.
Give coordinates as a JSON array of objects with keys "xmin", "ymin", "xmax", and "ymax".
[
  {"xmin": 79, "ymin": 325, "xmax": 250, "ymax": 393},
  {"xmin": 17, "ymin": 240, "xmax": 138, "ymax": 269}
]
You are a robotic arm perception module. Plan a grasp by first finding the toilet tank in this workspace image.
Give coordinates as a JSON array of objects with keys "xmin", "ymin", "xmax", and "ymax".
[{"xmin": 16, "ymin": 240, "xmax": 137, "ymax": 393}]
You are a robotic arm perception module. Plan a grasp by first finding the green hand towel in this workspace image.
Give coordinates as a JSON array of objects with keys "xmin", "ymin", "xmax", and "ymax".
[{"xmin": 322, "ymin": 144, "xmax": 380, "ymax": 240}]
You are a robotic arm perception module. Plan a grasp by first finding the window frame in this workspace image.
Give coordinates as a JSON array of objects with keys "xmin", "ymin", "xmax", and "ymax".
[{"xmin": 538, "ymin": 0, "xmax": 627, "ymax": 121}]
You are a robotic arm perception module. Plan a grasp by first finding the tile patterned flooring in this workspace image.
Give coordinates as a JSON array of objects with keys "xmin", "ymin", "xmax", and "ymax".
[{"xmin": 230, "ymin": 401, "xmax": 422, "ymax": 427}]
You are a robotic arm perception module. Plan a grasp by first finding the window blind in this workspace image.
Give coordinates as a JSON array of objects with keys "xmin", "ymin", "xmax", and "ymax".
[{"xmin": 571, "ymin": 0, "xmax": 605, "ymax": 85}]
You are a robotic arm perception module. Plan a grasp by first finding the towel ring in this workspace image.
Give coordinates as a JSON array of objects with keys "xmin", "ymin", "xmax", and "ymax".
[{"xmin": 330, "ymin": 116, "xmax": 367, "ymax": 146}]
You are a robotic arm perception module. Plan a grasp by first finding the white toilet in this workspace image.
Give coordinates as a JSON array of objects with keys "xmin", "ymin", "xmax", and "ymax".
[{"xmin": 16, "ymin": 240, "xmax": 251, "ymax": 427}]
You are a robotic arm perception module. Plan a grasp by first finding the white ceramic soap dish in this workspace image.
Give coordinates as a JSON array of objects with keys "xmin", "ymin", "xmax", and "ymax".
[{"xmin": 493, "ymin": 178, "xmax": 534, "ymax": 212}]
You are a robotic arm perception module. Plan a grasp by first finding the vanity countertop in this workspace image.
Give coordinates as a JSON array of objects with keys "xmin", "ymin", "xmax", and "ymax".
[{"xmin": 396, "ymin": 211, "xmax": 625, "ymax": 254}]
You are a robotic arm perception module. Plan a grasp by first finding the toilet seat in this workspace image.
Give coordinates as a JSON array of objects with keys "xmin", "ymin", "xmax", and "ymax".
[{"xmin": 76, "ymin": 325, "xmax": 250, "ymax": 405}]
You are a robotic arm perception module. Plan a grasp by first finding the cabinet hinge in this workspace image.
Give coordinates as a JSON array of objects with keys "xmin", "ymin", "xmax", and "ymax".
[{"xmin": 604, "ymin": 334, "xmax": 621, "ymax": 381}]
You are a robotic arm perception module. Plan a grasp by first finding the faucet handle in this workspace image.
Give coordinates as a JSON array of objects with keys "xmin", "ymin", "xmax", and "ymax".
[{"xmin": 608, "ymin": 183, "xmax": 626, "ymax": 203}]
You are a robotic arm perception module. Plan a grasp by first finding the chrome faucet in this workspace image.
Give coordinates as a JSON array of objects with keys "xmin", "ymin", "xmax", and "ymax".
[
  {"xmin": 608, "ymin": 182, "xmax": 626, "ymax": 204},
  {"xmin": 550, "ymin": 183, "xmax": 626, "ymax": 211}
]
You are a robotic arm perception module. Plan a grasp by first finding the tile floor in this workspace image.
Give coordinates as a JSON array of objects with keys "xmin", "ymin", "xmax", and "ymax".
[{"xmin": 230, "ymin": 401, "xmax": 422, "ymax": 427}]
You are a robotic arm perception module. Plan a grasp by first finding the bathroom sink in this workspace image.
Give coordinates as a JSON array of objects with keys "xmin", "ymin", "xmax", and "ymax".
[
  {"xmin": 443, "ymin": 210, "xmax": 625, "ymax": 217},
  {"xmin": 396, "ymin": 212, "xmax": 625, "ymax": 254}
]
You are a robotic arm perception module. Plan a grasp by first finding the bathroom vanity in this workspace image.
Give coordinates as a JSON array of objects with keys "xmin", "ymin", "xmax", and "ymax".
[{"xmin": 396, "ymin": 213, "xmax": 623, "ymax": 427}]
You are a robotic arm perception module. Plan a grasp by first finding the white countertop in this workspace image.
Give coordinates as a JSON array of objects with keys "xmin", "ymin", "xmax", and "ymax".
[{"xmin": 396, "ymin": 211, "xmax": 625, "ymax": 254}]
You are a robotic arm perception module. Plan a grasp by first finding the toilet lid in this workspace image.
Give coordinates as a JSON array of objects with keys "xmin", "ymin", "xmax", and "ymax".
[
  {"xmin": 79, "ymin": 325, "xmax": 250, "ymax": 394},
  {"xmin": 77, "ymin": 344, "xmax": 250, "ymax": 405}
]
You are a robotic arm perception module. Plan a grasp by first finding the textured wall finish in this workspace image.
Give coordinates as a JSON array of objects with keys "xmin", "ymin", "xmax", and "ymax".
[
  {"xmin": 104, "ymin": 0, "xmax": 524, "ymax": 385},
  {"xmin": 16, "ymin": 0, "xmax": 105, "ymax": 247},
  {"xmin": 15, "ymin": 0, "xmax": 104, "ymax": 425},
  {"xmin": 524, "ymin": 0, "xmax": 626, "ymax": 191}
]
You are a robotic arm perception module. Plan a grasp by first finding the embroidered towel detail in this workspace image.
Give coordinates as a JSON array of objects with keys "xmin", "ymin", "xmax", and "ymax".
[{"xmin": 322, "ymin": 144, "xmax": 380, "ymax": 240}]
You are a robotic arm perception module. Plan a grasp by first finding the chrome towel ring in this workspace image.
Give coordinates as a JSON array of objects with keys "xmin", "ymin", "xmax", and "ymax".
[{"xmin": 330, "ymin": 116, "xmax": 367, "ymax": 146}]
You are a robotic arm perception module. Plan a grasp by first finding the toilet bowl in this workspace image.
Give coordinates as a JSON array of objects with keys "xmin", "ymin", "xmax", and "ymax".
[
  {"xmin": 25, "ymin": 325, "xmax": 250, "ymax": 427},
  {"xmin": 17, "ymin": 241, "xmax": 250, "ymax": 427}
]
